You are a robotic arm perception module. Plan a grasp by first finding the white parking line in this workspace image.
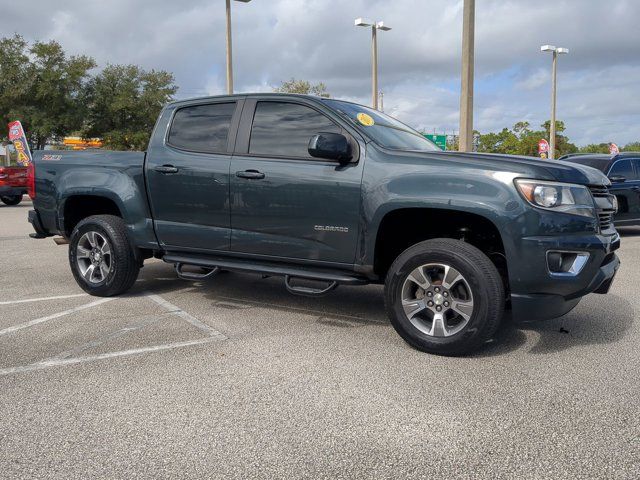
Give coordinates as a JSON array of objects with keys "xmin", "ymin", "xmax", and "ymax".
[
  {"xmin": 0, "ymin": 293, "xmax": 87, "ymax": 306},
  {"xmin": 0, "ymin": 297, "xmax": 113, "ymax": 337},
  {"xmin": 0, "ymin": 291, "xmax": 227, "ymax": 376},
  {"xmin": 147, "ymin": 294, "xmax": 227, "ymax": 339},
  {"xmin": 0, "ymin": 338, "xmax": 221, "ymax": 376},
  {"xmin": 49, "ymin": 313, "xmax": 171, "ymax": 361}
]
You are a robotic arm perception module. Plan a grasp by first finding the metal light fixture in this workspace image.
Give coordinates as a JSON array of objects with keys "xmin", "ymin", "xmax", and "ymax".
[
  {"xmin": 541, "ymin": 44, "xmax": 570, "ymax": 159},
  {"xmin": 225, "ymin": 0, "xmax": 253, "ymax": 95},
  {"xmin": 355, "ymin": 17, "xmax": 392, "ymax": 109}
]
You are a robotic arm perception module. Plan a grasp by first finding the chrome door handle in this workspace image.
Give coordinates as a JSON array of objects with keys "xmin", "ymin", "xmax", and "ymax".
[
  {"xmin": 236, "ymin": 170, "xmax": 265, "ymax": 180},
  {"xmin": 154, "ymin": 165, "xmax": 179, "ymax": 174}
]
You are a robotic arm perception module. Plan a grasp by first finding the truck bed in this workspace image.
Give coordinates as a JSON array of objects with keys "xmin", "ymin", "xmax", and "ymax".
[{"xmin": 31, "ymin": 149, "xmax": 155, "ymax": 248}]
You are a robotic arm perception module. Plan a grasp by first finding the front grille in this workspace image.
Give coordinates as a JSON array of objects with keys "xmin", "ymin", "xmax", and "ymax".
[{"xmin": 589, "ymin": 185, "xmax": 616, "ymax": 232}]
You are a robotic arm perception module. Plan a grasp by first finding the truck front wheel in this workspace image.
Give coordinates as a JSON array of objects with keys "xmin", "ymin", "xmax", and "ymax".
[
  {"xmin": 384, "ymin": 238, "xmax": 504, "ymax": 356},
  {"xmin": 69, "ymin": 215, "xmax": 140, "ymax": 297}
]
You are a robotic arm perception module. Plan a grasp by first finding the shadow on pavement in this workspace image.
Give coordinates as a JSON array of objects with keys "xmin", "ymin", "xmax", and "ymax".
[
  {"xmin": 476, "ymin": 294, "xmax": 635, "ymax": 357},
  {"xmin": 617, "ymin": 226, "xmax": 640, "ymax": 237},
  {"xmin": 135, "ymin": 260, "xmax": 388, "ymax": 326},
  {"xmin": 135, "ymin": 260, "xmax": 635, "ymax": 356}
]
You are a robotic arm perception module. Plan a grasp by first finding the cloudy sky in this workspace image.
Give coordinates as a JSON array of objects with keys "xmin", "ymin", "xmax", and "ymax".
[{"xmin": 4, "ymin": 0, "xmax": 640, "ymax": 145}]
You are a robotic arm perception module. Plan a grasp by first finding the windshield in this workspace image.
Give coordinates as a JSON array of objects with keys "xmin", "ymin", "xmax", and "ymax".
[{"xmin": 322, "ymin": 99, "xmax": 440, "ymax": 152}]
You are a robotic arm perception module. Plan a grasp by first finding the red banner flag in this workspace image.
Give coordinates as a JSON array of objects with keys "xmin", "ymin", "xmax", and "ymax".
[
  {"xmin": 8, "ymin": 121, "xmax": 32, "ymax": 166},
  {"xmin": 538, "ymin": 139, "xmax": 550, "ymax": 159}
]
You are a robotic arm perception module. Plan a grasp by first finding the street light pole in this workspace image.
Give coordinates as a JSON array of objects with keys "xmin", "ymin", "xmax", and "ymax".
[
  {"xmin": 355, "ymin": 18, "xmax": 391, "ymax": 110},
  {"xmin": 541, "ymin": 45, "xmax": 569, "ymax": 159},
  {"xmin": 225, "ymin": 0, "xmax": 252, "ymax": 95},
  {"xmin": 371, "ymin": 25, "xmax": 378, "ymax": 109},
  {"xmin": 459, "ymin": 0, "xmax": 475, "ymax": 152}
]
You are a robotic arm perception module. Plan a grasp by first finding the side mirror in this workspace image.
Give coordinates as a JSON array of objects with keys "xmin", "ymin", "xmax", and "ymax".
[
  {"xmin": 308, "ymin": 133, "xmax": 352, "ymax": 163},
  {"xmin": 609, "ymin": 175, "xmax": 626, "ymax": 183}
]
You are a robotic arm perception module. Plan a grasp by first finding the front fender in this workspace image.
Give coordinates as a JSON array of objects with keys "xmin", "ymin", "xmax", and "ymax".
[{"xmin": 360, "ymin": 167, "xmax": 525, "ymax": 268}]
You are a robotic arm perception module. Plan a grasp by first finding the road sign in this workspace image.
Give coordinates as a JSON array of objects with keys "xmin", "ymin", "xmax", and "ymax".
[
  {"xmin": 538, "ymin": 139, "xmax": 550, "ymax": 159},
  {"xmin": 423, "ymin": 134, "xmax": 447, "ymax": 150}
]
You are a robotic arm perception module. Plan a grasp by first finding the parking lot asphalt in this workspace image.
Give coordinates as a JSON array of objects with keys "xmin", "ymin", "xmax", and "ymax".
[{"xmin": 0, "ymin": 199, "xmax": 638, "ymax": 479}]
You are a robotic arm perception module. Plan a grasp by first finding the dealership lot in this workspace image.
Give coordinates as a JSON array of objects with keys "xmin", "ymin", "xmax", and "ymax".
[{"xmin": 1, "ymin": 199, "xmax": 639, "ymax": 478}]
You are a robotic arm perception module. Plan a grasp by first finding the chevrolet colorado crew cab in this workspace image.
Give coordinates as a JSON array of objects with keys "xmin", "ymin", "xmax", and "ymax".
[{"xmin": 27, "ymin": 94, "xmax": 620, "ymax": 355}]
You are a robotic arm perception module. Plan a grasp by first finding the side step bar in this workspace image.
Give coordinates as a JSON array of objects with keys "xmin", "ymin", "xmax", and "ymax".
[
  {"xmin": 175, "ymin": 263, "xmax": 220, "ymax": 281},
  {"xmin": 163, "ymin": 253, "xmax": 368, "ymax": 295}
]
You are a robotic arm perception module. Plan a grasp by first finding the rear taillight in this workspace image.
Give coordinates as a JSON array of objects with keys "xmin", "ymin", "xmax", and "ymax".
[
  {"xmin": 0, "ymin": 167, "xmax": 7, "ymax": 185},
  {"xmin": 27, "ymin": 162, "xmax": 35, "ymax": 199}
]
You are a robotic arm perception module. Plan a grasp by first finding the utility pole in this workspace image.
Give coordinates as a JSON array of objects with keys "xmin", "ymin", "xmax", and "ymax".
[
  {"xmin": 355, "ymin": 18, "xmax": 391, "ymax": 110},
  {"xmin": 371, "ymin": 26, "xmax": 378, "ymax": 109},
  {"xmin": 550, "ymin": 49, "xmax": 557, "ymax": 159},
  {"xmin": 225, "ymin": 0, "xmax": 234, "ymax": 95},
  {"xmin": 225, "ymin": 0, "xmax": 252, "ymax": 95},
  {"xmin": 541, "ymin": 45, "xmax": 569, "ymax": 159},
  {"xmin": 379, "ymin": 91, "xmax": 384, "ymax": 112},
  {"xmin": 458, "ymin": 0, "xmax": 475, "ymax": 152}
]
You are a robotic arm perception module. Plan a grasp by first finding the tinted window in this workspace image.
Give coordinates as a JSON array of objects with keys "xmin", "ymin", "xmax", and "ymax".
[
  {"xmin": 632, "ymin": 159, "xmax": 640, "ymax": 179},
  {"xmin": 609, "ymin": 159, "xmax": 637, "ymax": 180},
  {"xmin": 249, "ymin": 102, "xmax": 341, "ymax": 158},
  {"xmin": 168, "ymin": 103, "xmax": 236, "ymax": 153}
]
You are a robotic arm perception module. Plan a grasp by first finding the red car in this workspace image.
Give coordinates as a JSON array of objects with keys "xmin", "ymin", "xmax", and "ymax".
[{"xmin": 0, "ymin": 165, "xmax": 27, "ymax": 205}]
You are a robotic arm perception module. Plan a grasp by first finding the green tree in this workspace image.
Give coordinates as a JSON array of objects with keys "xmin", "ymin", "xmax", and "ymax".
[
  {"xmin": 274, "ymin": 78, "xmax": 330, "ymax": 97},
  {"xmin": 0, "ymin": 35, "xmax": 32, "ymax": 142},
  {"xmin": 579, "ymin": 143, "xmax": 610, "ymax": 154},
  {"xmin": 29, "ymin": 41, "xmax": 95, "ymax": 149},
  {"xmin": 83, "ymin": 65, "xmax": 177, "ymax": 150},
  {"xmin": 0, "ymin": 36, "xmax": 95, "ymax": 148},
  {"xmin": 476, "ymin": 120, "xmax": 577, "ymax": 157},
  {"xmin": 622, "ymin": 142, "xmax": 640, "ymax": 152}
]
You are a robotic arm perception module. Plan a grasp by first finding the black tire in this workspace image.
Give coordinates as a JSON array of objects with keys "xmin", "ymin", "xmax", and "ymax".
[
  {"xmin": 384, "ymin": 238, "xmax": 504, "ymax": 356},
  {"xmin": 69, "ymin": 215, "xmax": 140, "ymax": 297},
  {"xmin": 1, "ymin": 195, "xmax": 23, "ymax": 205}
]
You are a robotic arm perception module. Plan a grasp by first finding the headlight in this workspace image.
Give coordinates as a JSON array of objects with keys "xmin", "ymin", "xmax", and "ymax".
[{"xmin": 514, "ymin": 179, "xmax": 596, "ymax": 218}]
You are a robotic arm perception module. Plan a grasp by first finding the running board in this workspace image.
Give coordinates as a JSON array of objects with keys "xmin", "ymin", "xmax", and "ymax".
[
  {"xmin": 175, "ymin": 263, "xmax": 220, "ymax": 281},
  {"xmin": 162, "ymin": 253, "xmax": 368, "ymax": 290}
]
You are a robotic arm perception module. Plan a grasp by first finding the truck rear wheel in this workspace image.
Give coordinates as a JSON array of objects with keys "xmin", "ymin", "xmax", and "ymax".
[
  {"xmin": 69, "ymin": 215, "xmax": 140, "ymax": 297},
  {"xmin": 384, "ymin": 238, "xmax": 504, "ymax": 356},
  {"xmin": 1, "ymin": 195, "xmax": 23, "ymax": 205}
]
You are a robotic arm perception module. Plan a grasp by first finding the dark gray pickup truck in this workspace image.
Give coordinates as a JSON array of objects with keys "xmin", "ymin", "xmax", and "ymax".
[{"xmin": 28, "ymin": 93, "xmax": 620, "ymax": 355}]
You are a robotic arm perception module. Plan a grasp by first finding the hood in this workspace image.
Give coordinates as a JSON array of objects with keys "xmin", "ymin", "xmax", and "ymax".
[{"xmin": 388, "ymin": 150, "xmax": 610, "ymax": 187}]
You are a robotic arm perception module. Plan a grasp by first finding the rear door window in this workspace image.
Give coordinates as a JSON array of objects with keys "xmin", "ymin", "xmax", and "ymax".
[{"xmin": 168, "ymin": 102, "xmax": 236, "ymax": 153}]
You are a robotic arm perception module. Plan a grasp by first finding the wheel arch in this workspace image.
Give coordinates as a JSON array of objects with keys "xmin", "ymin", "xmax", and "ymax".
[
  {"xmin": 60, "ymin": 193, "xmax": 124, "ymax": 238},
  {"xmin": 369, "ymin": 206, "xmax": 509, "ymax": 289}
]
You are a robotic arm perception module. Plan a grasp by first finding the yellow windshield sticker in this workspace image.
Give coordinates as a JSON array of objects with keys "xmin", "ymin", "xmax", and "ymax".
[{"xmin": 356, "ymin": 112, "xmax": 375, "ymax": 126}]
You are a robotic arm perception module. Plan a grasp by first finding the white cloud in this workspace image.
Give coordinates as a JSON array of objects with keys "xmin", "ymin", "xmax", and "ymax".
[{"xmin": 3, "ymin": 0, "xmax": 640, "ymax": 145}]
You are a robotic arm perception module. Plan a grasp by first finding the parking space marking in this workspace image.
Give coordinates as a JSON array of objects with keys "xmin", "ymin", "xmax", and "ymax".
[
  {"xmin": 0, "ymin": 293, "xmax": 226, "ymax": 376},
  {"xmin": 0, "ymin": 338, "xmax": 220, "ymax": 376},
  {"xmin": 49, "ymin": 313, "xmax": 171, "ymax": 361},
  {"xmin": 147, "ymin": 294, "xmax": 227, "ymax": 339},
  {"xmin": 0, "ymin": 293, "xmax": 87, "ymax": 306},
  {"xmin": 0, "ymin": 297, "xmax": 113, "ymax": 337}
]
